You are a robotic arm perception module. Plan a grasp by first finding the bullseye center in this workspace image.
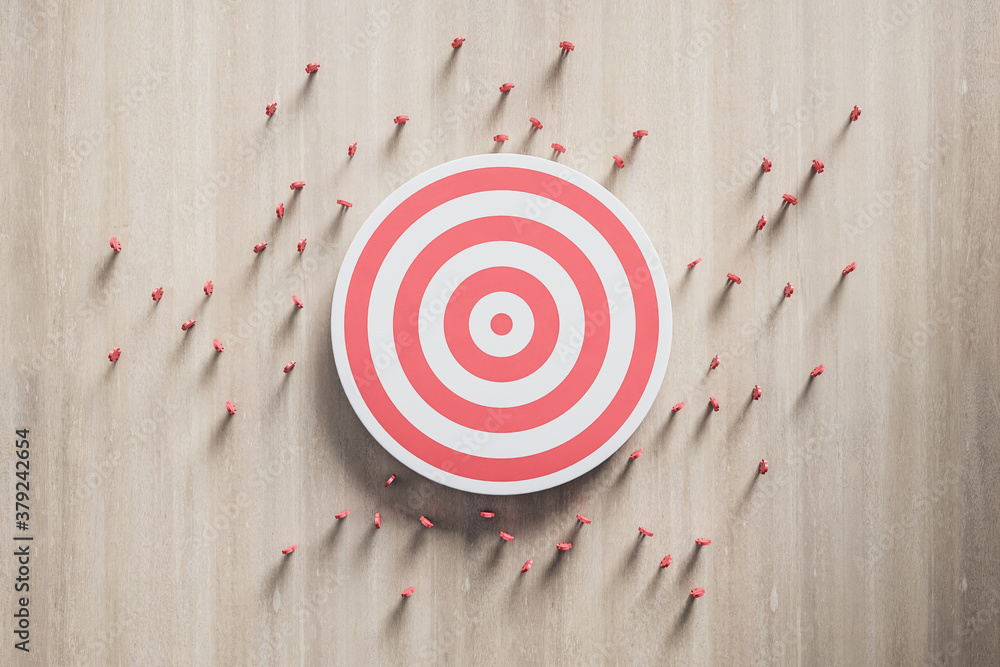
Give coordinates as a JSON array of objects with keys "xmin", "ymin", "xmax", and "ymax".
[{"xmin": 490, "ymin": 313, "xmax": 513, "ymax": 335}]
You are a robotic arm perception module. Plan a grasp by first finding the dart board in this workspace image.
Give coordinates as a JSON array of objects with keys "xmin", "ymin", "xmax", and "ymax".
[{"xmin": 331, "ymin": 154, "xmax": 671, "ymax": 494}]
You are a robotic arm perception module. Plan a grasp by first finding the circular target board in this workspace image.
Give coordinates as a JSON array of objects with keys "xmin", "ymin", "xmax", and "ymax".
[{"xmin": 331, "ymin": 154, "xmax": 671, "ymax": 494}]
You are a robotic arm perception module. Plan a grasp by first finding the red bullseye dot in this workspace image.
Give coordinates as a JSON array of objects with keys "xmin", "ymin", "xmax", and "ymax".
[{"xmin": 490, "ymin": 313, "xmax": 513, "ymax": 335}]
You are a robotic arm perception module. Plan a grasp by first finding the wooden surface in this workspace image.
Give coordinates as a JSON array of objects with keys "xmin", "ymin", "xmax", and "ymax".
[{"xmin": 2, "ymin": 0, "xmax": 999, "ymax": 665}]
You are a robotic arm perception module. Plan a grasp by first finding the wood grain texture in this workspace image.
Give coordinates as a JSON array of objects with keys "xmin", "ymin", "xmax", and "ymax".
[{"xmin": 2, "ymin": 0, "xmax": 999, "ymax": 665}]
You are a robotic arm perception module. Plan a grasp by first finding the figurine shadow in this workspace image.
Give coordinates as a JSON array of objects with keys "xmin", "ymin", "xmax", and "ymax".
[
  {"xmin": 671, "ymin": 596, "xmax": 697, "ymax": 638},
  {"xmin": 603, "ymin": 163, "xmax": 621, "ymax": 190},
  {"xmin": 487, "ymin": 93, "xmax": 509, "ymax": 126},
  {"xmin": 832, "ymin": 116, "xmax": 853, "ymax": 150},
  {"xmin": 741, "ymin": 467, "xmax": 762, "ymax": 503},
  {"xmin": 824, "ymin": 274, "xmax": 848, "ymax": 311},
  {"xmin": 95, "ymin": 253, "xmax": 118, "ymax": 289},
  {"xmin": 275, "ymin": 305, "xmax": 300, "ymax": 344},
  {"xmin": 661, "ymin": 409, "xmax": 678, "ymax": 436},
  {"xmin": 263, "ymin": 556, "xmax": 292, "ymax": 604},
  {"xmin": 438, "ymin": 47, "xmax": 459, "ymax": 83},
  {"xmin": 383, "ymin": 124, "xmax": 405, "ymax": 158},
  {"xmin": 795, "ymin": 375, "xmax": 816, "ymax": 412},
  {"xmin": 201, "ymin": 349, "xmax": 222, "ymax": 380},
  {"xmin": 799, "ymin": 168, "xmax": 818, "ymax": 200},
  {"xmin": 211, "ymin": 413, "xmax": 235, "ymax": 449},
  {"xmin": 617, "ymin": 533, "xmax": 646, "ymax": 576},
  {"xmin": 550, "ymin": 148, "xmax": 563, "ymax": 162},
  {"xmin": 624, "ymin": 137, "xmax": 642, "ymax": 163},
  {"xmin": 613, "ymin": 458, "xmax": 638, "ymax": 489},
  {"xmin": 543, "ymin": 52, "xmax": 568, "ymax": 88},
  {"xmin": 491, "ymin": 140, "xmax": 504, "ymax": 154},
  {"xmin": 680, "ymin": 543, "xmax": 702, "ymax": 581},
  {"xmin": 709, "ymin": 280, "xmax": 736, "ymax": 321},
  {"xmin": 694, "ymin": 403, "xmax": 714, "ymax": 441},
  {"xmin": 519, "ymin": 127, "xmax": 539, "ymax": 154},
  {"xmin": 726, "ymin": 395, "xmax": 755, "ymax": 441},
  {"xmin": 383, "ymin": 596, "xmax": 410, "ymax": 633},
  {"xmin": 323, "ymin": 518, "xmax": 346, "ymax": 552},
  {"xmin": 764, "ymin": 204, "xmax": 792, "ymax": 247},
  {"xmin": 746, "ymin": 168, "xmax": 765, "ymax": 200},
  {"xmin": 543, "ymin": 550, "xmax": 569, "ymax": 581}
]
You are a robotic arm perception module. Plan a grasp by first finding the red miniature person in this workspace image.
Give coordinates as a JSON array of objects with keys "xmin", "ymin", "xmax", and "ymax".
[
  {"xmin": 671, "ymin": 401, "xmax": 685, "ymax": 413},
  {"xmin": 108, "ymin": 347, "xmax": 121, "ymax": 363},
  {"xmin": 480, "ymin": 511, "xmax": 495, "ymax": 518},
  {"xmin": 784, "ymin": 282, "xmax": 794, "ymax": 298},
  {"xmin": 521, "ymin": 559, "xmax": 533, "ymax": 572},
  {"xmin": 451, "ymin": 37, "xmax": 465, "ymax": 48},
  {"xmin": 336, "ymin": 199, "xmax": 353, "ymax": 208},
  {"xmin": 266, "ymin": 102, "xmax": 277, "ymax": 117},
  {"xmin": 850, "ymin": 105, "xmax": 862, "ymax": 122},
  {"xmin": 812, "ymin": 159, "xmax": 824, "ymax": 174},
  {"xmin": 152, "ymin": 286, "xmax": 163, "ymax": 302},
  {"xmin": 551, "ymin": 143, "xmax": 566, "ymax": 153},
  {"xmin": 639, "ymin": 527, "xmax": 653, "ymax": 537},
  {"xmin": 181, "ymin": 319, "xmax": 196, "ymax": 331},
  {"xmin": 726, "ymin": 273, "xmax": 742, "ymax": 284},
  {"xmin": 282, "ymin": 545, "xmax": 297, "ymax": 554},
  {"xmin": 660, "ymin": 555, "xmax": 672, "ymax": 568},
  {"xmin": 335, "ymin": 510, "xmax": 350, "ymax": 519},
  {"xmin": 297, "ymin": 238, "xmax": 307, "ymax": 253},
  {"xmin": 843, "ymin": 261, "xmax": 857, "ymax": 275},
  {"xmin": 762, "ymin": 157, "xmax": 772, "ymax": 172},
  {"xmin": 690, "ymin": 588, "xmax": 705, "ymax": 598},
  {"xmin": 348, "ymin": 142, "xmax": 357, "ymax": 157},
  {"xmin": 752, "ymin": 385, "xmax": 762, "ymax": 401},
  {"xmin": 290, "ymin": 181, "xmax": 305, "ymax": 190},
  {"xmin": 695, "ymin": 538, "xmax": 711, "ymax": 546},
  {"xmin": 613, "ymin": 155, "xmax": 625, "ymax": 169},
  {"xmin": 530, "ymin": 117, "xmax": 543, "ymax": 130},
  {"xmin": 226, "ymin": 400, "xmax": 237, "ymax": 415},
  {"xmin": 687, "ymin": 258, "xmax": 702, "ymax": 268},
  {"xmin": 420, "ymin": 516, "xmax": 433, "ymax": 528},
  {"xmin": 292, "ymin": 295, "xmax": 304, "ymax": 309},
  {"xmin": 305, "ymin": 62, "xmax": 320, "ymax": 73},
  {"xmin": 576, "ymin": 514, "xmax": 592, "ymax": 524},
  {"xmin": 559, "ymin": 41, "xmax": 575, "ymax": 52},
  {"xmin": 253, "ymin": 242, "xmax": 268, "ymax": 254},
  {"xmin": 213, "ymin": 338, "xmax": 224, "ymax": 353},
  {"xmin": 276, "ymin": 203, "xmax": 284, "ymax": 219},
  {"xmin": 499, "ymin": 82, "xmax": 514, "ymax": 93},
  {"xmin": 782, "ymin": 194, "xmax": 798, "ymax": 205},
  {"xmin": 710, "ymin": 354, "xmax": 721, "ymax": 370},
  {"xmin": 633, "ymin": 130, "xmax": 648, "ymax": 138},
  {"xmin": 203, "ymin": 280, "xmax": 213, "ymax": 297},
  {"xmin": 394, "ymin": 115, "xmax": 409, "ymax": 124},
  {"xmin": 375, "ymin": 513, "xmax": 381, "ymax": 529},
  {"xmin": 709, "ymin": 396, "xmax": 719, "ymax": 412},
  {"xmin": 757, "ymin": 215, "xmax": 767, "ymax": 231},
  {"xmin": 629, "ymin": 448, "xmax": 643, "ymax": 460},
  {"xmin": 384, "ymin": 474, "xmax": 396, "ymax": 487},
  {"xmin": 500, "ymin": 531, "xmax": 514, "ymax": 542},
  {"xmin": 759, "ymin": 459, "xmax": 769, "ymax": 475},
  {"xmin": 493, "ymin": 134, "xmax": 509, "ymax": 143},
  {"xmin": 283, "ymin": 361, "xmax": 296, "ymax": 373},
  {"xmin": 401, "ymin": 587, "xmax": 415, "ymax": 598},
  {"xmin": 556, "ymin": 542, "xmax": 572, "ymax": 550},
  {"xmin": 110, "ymin": 237, "xmax": 121, "ymax": 252},
  {"xmin": 811, "ymin": 364, "xmax": 825, "ymax": 377}
]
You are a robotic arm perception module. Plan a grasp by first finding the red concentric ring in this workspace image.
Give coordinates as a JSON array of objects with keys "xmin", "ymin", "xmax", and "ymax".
[
  {"xmin": 394, "ymin": 216, "xmax": 608, "ymax": 432},
  {"xmin": 343, "ymin": 166, "xmax": 660, "ymax": 482},
  {"xmin": 442, "ymin": 266, "xmax": 559, "ymax": 382}
]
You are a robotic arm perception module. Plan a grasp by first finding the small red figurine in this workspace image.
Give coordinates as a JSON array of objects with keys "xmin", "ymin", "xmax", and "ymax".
[
  {"xmin": 305, "ymin": 62, "xmax": 320, "ymax": 74},
  {"xmin": 335, "ymin": 510, "xmax": 350, "ymax": 519},
  {"xmin": 521, "ymin": 559, "xmax": 533, "ymax": 572},
  {"xmin": 710, "ymin": 355, "xmax": 721, "ymax": 370},
  {"xmin": 253, "ymin": 242, "xmax": 268, "ymax": 253},
  {"xmin": 576, "ymin": 514, "xmax": 592, "ymax": 524},
  {"xmin": 500, "ymin": 531, "xmax": 514, "ymax": 542},
  {"xmin": 639, "ymin": 527, "xmax": 653, "ymax": 537},
  {"xmin": 687, "ymin": 258, "xmax": 702, "ymax": 268},
  {"xmin": 784, "ymin": 282, "xmax": 794, "ymax": 298},
  {"xmin": 283, "ymin": 361, "xmax": 296, "ymax": 374},
  {"xmin": 762, "ymin": 157, "xmax": 772, "ymax": 173},
  {"xmin": 812, "ymin": 159, "xmax": 824, "ymax": 174},
  {"xmin": 479, "ymin": 511, "xmax": 495, "ymax": 518},
  {"xmin": 152, "ymin": 286, "xmax": 163, "ymax": 302},
  {"xmin": 850, "ymin": 105, "xmax": 862, "ymax": 122},
  {"xmin": 629, "ymin": 448, "xmax": 643, "ymax": 460},
  {"xmin": 282, "ymin": 545, "xmax": 297, "ymax": 555},
  {"xmin": 493, "ymin": 134, "xmax": 509, "ymax": 143},
  {"xmin": 375, "ymin": 513, "xmax": 382, "ymax": 529},
  {"xmin": 559, "ymin": 41, "xmax": 575, "ymax": 52},
  {"xmin": 613, "ymin": 154, "xmax": 625, "ymax": 169},
  {"xmin": 213, "ymin": 338, "xmax": 224, "ymax": 353},
  {"xmin": 451, "ymin": 37, "xmax": 465, "ymax": 48},
  {"xmin": 709, "ymin": 396, "xmax": 719, "ymax": 412},
  {"xmin": 394, "ymin": 115, "xmax": 409, "ymax": 124},
  {"xmin": 297, "ymin": 238, "xmax": 307, "ymax": 253},
  {"xmin": 759, "ymin": 459, "xmax": 769, "ymax": 475},
  {"xmin": 108, "ymin": 347, "xmax": 121, "ymax": 363},
  {"xmin": 757, "ymin": 215, "xmax": 767, "ymax": 231},
  {"xmin": 633, "ymin": 130, "xmax": 648, "ymax": 138},
  {"xmin": 384, "ymin": 474, "xmax": 396, "ymax": 488},
  {"xmin": 336, "ymin": 199, "xmax": 353, "ymax": 207},
  {"xmin": 109, "ymin": 237, "xmax": 121, "ymax": 252},
  {"xmin": 292, "ymin": 295, "xmax": 304, "ymax": 309},
  {"xmin": 551, "ymin": 143, "xmax": 566, "ymax": 153},
  {"xmin": 266, "ymin": 102, "xmax": 277, "ymax": 117},
  {"xmin": 695, "ymin": 538, "xmax": 711, "ymax": 546},
  {"xmin": 556, "ymin": 542, "xmax": 572, "ymax": 551},
  {"xmin": 420, "ymin": 516, "xmax": 433, "ymax": 528},
  {"xmin": 226, "ymin": 400, "xmax": 237, "ymax": 415},
  {"xmin": 276, "ymin": 203, "xmax": 284, "ymax": 219},
  {"xmin": 181, "ymin": 319, "xmax": 196, "ymax": 331},
  {"xmin": 499, "ymin": 82, "xmax": 514, "ymax": 93},
  {"xmin": 401, "ymin": 587, "xmax": 415, "ymax": 598},
  {"xmin": 752, "ymin": 385, "xmax": 762, "ymax": 401},
  {"xmin": 782, "ymin": 194, "xmax": 797, "ymax": 205},
  {"xmin": 671, "ymin": 402, "xmax": 685, "ymax": 413},
  {"xmin": 843, "ymin": 261, "xmax": 857, "ymax": 275},
  {"xmin": 726, "ymin": 273, "xmax": 742, "ymax": 284},
  {"xmin": 660, "ymin": 555, "xmax": 672, "ymax": 568},
  {"xmin": 348, "ymin": 141, "xmax": 357, "ymax": 157},
  {"xmin": 203, "ymin": 280, "xmax": 213, "ymax": 297},
  {"xmin": 290, "ymin": 181, "xmax": 305, "ymax": 190},
  {"xmin": 529, "ymin": 117, "xmax": 543, "ymax": 130},
  {"xmin": 690, "ymin": 588, "xmax": 705, "ymax": 598},
  {"xmin": 811, "ymin": 364, "xmax": 825, "ymax": 377}
]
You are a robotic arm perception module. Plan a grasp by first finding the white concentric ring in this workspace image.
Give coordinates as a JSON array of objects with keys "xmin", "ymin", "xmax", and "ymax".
[{"xmin": 467, "ymin": 292, "xmax": 533, "ymax": 357}]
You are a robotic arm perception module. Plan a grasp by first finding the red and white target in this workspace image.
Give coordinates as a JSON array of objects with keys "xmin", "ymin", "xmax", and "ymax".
[{"xmin": 331, "ymin": 154, "xmax": 671, "ymax": 494}]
